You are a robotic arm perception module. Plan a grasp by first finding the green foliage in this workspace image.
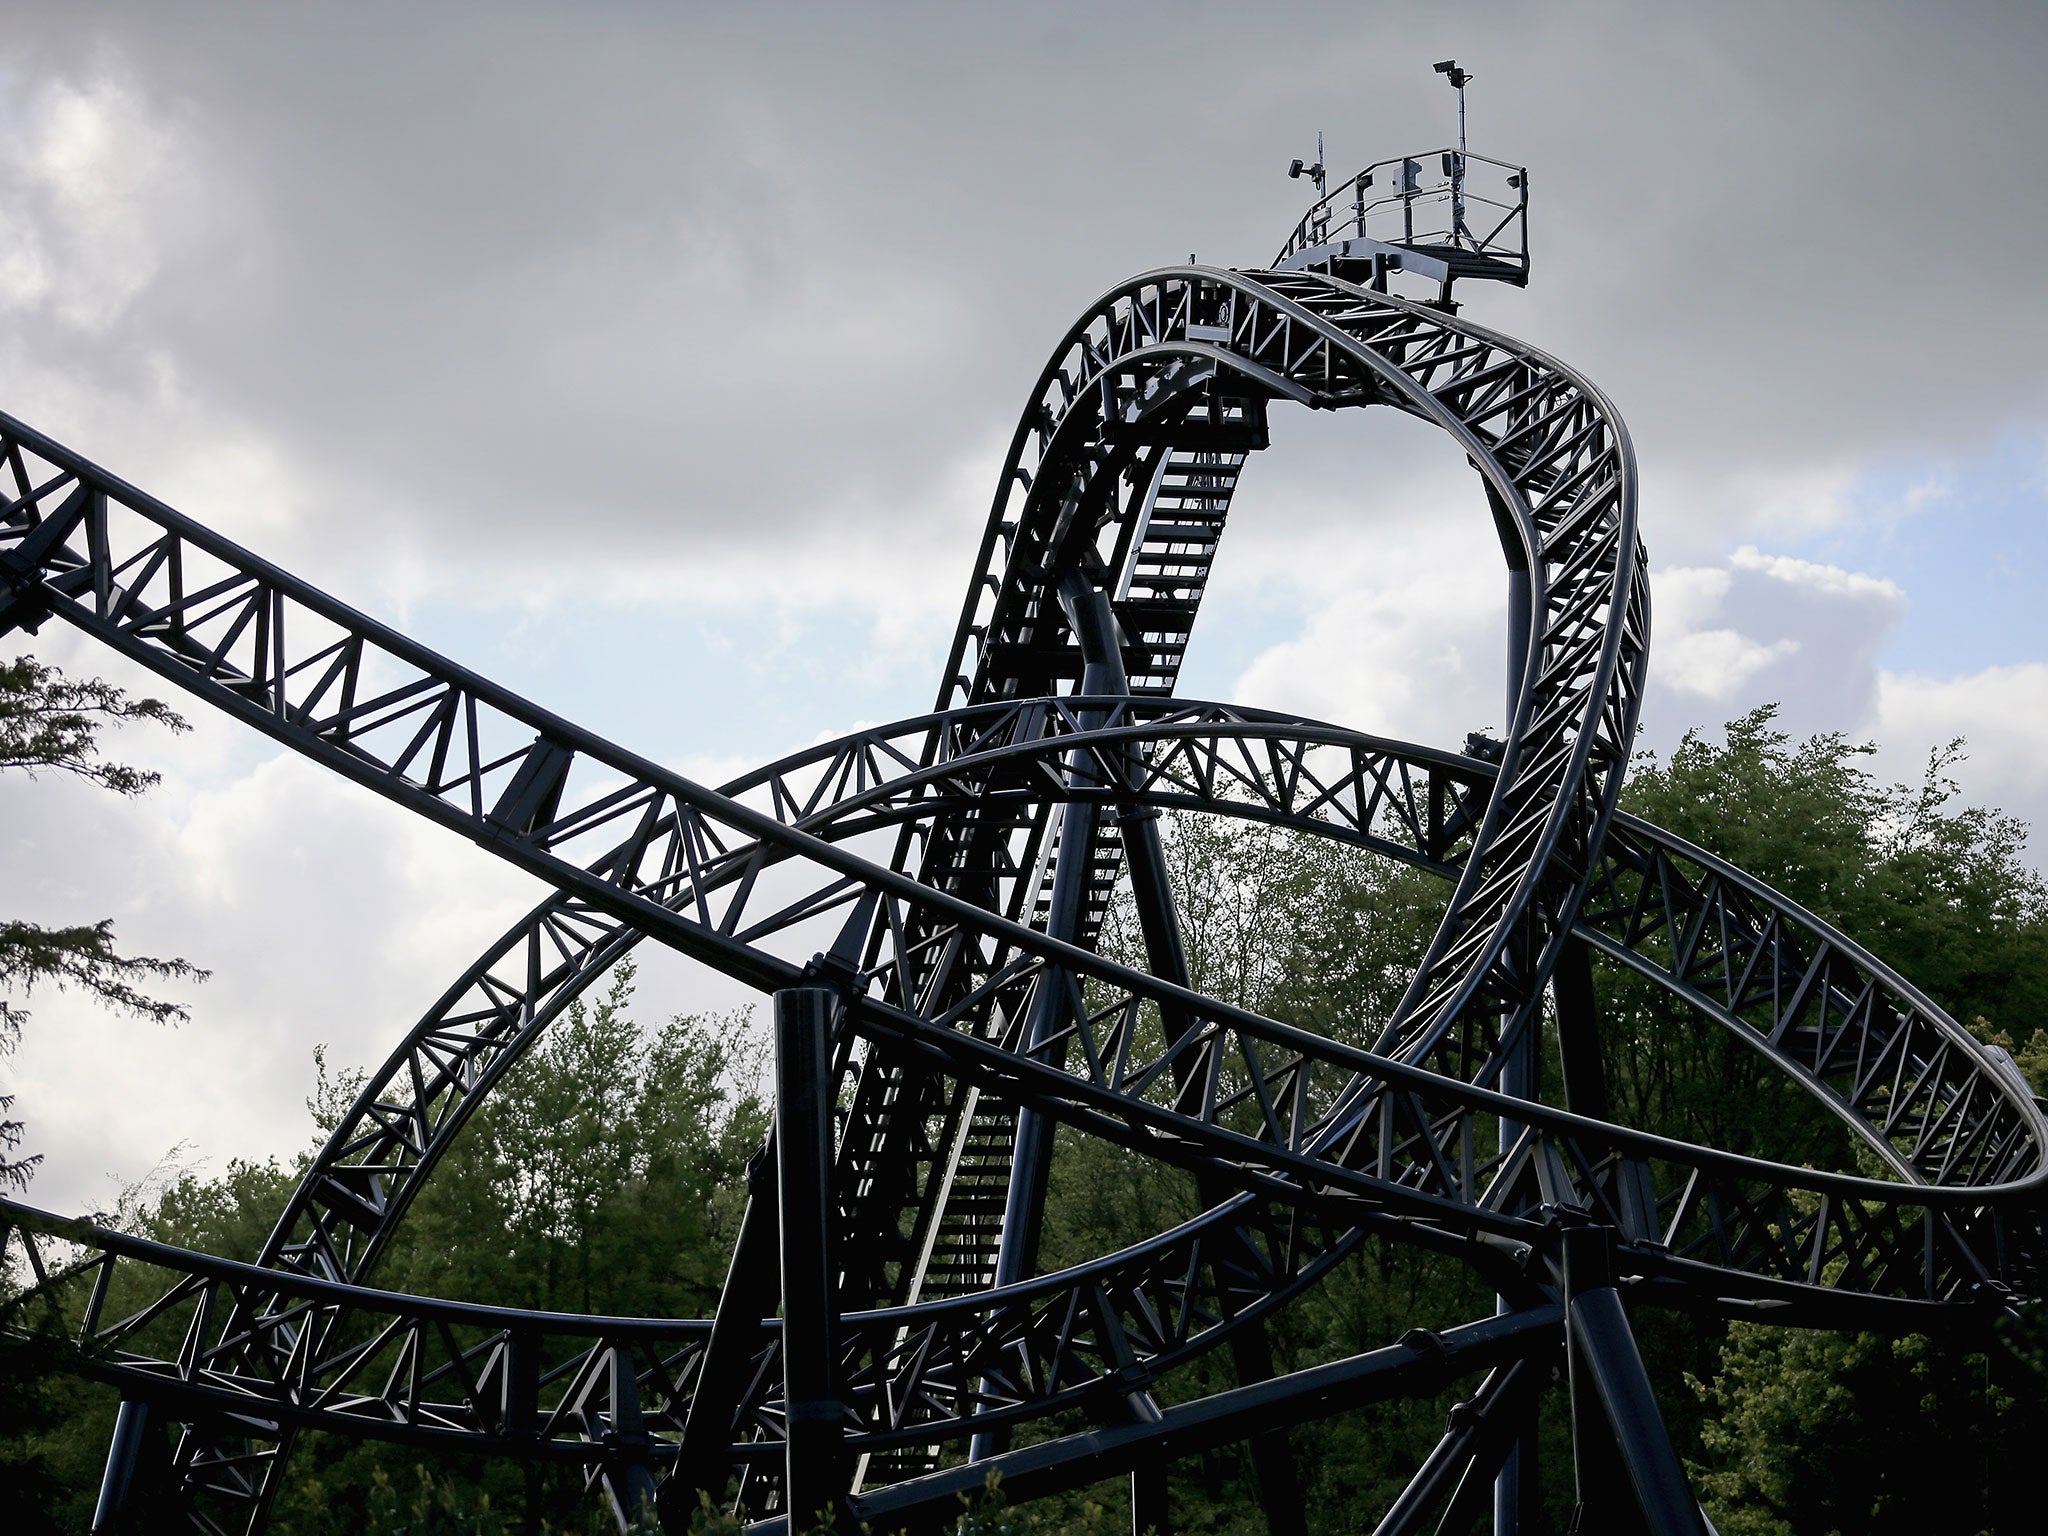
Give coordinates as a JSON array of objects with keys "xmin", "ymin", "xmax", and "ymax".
[
  {"xmin": 0, "ymin": 654, "xmax": 187, "ymax": 794},
  {"xmin": 1621, "ymin": 706, "xmax": 2048, "ymax": 1052},
  {"xmin": 1691, "ymin": 1321, "xmax": 2044, "ymax": 1535},
  {"xmin": 1, "ymin": 655, "xmax": 202, "ymax": 1192},
  {"xmin": 1, "ymin": 656, "xmax": 201, "ymax": 1530},
  {"xmin": 8, "ymin": 699, "xmax": 2048, "ymax": 1531},
  {"xmin": 1635, "ymin": 709, "xmax": 2048, "ymax": 1534},
  {"xmin": 1089, "ymin": 800, "xmax": 1518, "ymax": 1530},
  {"xmin": 1600, "ymin": 706, "xmax": 2044, "ymax": 1166},
  {"xmin": 376, "ymin": 962, "xmax": 764, "ymax": 1320},
  {"xmin": 270, "ymin": 966, "xmax": 766, "ymax": 1530}
]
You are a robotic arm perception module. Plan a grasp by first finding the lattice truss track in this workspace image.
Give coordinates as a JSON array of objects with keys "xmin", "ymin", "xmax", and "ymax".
[{"xmin": 1, "ymin": 251, "xmax": 2044, "ymax": 1536}]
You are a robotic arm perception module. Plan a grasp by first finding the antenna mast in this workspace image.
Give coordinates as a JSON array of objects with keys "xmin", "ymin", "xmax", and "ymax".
[{"xmin": 1433, "ymin": 59, "xmax": 1472, "ymax": 242}]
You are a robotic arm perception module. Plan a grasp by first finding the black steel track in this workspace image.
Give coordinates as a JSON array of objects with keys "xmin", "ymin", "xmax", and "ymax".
[{"xmin": 1, "ymin": 187, "xmax": 2039, "ymax": 1536}]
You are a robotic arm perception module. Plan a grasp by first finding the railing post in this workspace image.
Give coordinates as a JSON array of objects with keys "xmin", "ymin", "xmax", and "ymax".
[{"xmin": 777, "ymin": 986, "xmax": 848, "ymax": 1532}]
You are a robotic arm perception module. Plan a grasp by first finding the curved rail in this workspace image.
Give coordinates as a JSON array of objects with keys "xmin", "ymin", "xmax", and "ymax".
[
  {"xmin": 0, "ymin": 237, "xmax": 2032, "ymax": 1536},
  {"xmin": 3, "ymin": 260, "xmax": 1654, "ymax": 1525},
  {"xmin": 0, "ymin": 1200, "xmax": 1564, "ymax": 1532},
  {"xmin": 4, "ymin": 453, "xmax": 2031, "ymax": 1261},
  {"xmin": 3, "ymin": 709, "xmax": 2042, "ymax": 1483}
]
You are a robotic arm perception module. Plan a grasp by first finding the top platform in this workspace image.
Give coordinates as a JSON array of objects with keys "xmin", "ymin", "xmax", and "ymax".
[{"xmin": 1273, "ymin": 148, "xmax": 1529, "ymax": 294}]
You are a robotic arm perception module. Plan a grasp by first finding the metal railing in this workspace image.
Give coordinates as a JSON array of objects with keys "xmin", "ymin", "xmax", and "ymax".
[{"xmin": 1274, "ymin": 148, "xmax": 1529, "ymax": 286}]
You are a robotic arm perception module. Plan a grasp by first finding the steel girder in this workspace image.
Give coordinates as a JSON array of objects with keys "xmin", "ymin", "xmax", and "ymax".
[{"xmin": 0, "ymin": 242, "xmax": 2040, "ymax": 1536}]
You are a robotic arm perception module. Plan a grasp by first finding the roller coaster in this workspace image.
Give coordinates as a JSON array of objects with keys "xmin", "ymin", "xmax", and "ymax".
[{"xmin": 3, "ymin": 100, "xmax": 2045, "ymax": 1536}]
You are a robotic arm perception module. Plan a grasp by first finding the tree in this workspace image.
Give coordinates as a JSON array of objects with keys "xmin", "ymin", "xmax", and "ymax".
[
  {"xmin": 1617, "ymin": 708, "xmax": 2048, "ymax": 1535},
  {"xmin": 1081, "ymin": 708, "xmax": 2048, "ymax": 1534},
  {"xmin": 268, "ymin": 965, "xmax": 768, "ymax": 1530},
  {"xmin": 1, "ymin": 653, "xmax": 207, "ymax": 1530},
  {"xmin": 1, "ymin": 654, "xmax": 206, "ymax": 1190},
  {"xmin": 9, "ymin": 695, "xmax": 2045, "ymax": 1531}
]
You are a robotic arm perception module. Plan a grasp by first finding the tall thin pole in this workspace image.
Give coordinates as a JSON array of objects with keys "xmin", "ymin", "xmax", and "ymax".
[
  {"xmin": 1453, "ymin": 83, "xmax": 1467, "ymax": 240},
  {"xmin": 777, "ymin": 987, "xmax": 847, "ymax": 1531}
]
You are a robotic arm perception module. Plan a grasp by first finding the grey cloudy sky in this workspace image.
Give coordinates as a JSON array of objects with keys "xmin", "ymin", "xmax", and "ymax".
[{"xmin": 5, "ymin": 1, "xmax": 2047, "ymax": 1214}]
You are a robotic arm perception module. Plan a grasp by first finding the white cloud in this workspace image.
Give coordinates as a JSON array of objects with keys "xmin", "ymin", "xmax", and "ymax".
[
  {"xmin": 1652, "ymin": 565, "xmax": 1733, "ymax": 635},
  {"xmin": 1873, "ymin": 663, "xmax": 2048, "ymax": 839},
  {"xmin": 0, "ymin": 74, "xmax": 183, "ymax": 331},
  {"xmin": 1728, "ymin": 545, "xmax": 1906, "ymax": 603},
  {"xmin": 4, "ymin": 0, "xmax": 2047, "ymax": 1220},
  {"xmin": 1660, "ymin": 629, "xmax": 1800, "ymax": 701},
  {"xmin": 1638, "ymin": 545, "xmax": 1906, "ymax": 742},
  {"xmin": 4, "ymin": 730, "xmax": 544, "ymax": 1216},
  {"xmin": 1231, "ymin": 559, "xmax": 1505, "ymax": 746}
]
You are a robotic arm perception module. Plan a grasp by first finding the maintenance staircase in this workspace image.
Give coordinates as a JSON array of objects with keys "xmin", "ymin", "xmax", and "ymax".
[{"xmin": 835, "ymin": 438, "xmax": 1250, "ymax": 1488}]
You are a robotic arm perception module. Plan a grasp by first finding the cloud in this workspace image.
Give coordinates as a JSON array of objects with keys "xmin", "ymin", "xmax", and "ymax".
[
  {"xmin": 4, "ymin": 0, "xmax": 2047, "ymax": 1206},
  {"xmin": 1, "ymin": 2, "xmax": 2044, "ymax": 619},
  {"xmin": 1660, "ymin": 629, "xmax": 1800, "ymax": 701},
  {"xmin": 1228, "ymin": 509, "xmax": 1508, "ymax": 746},
  {"xmin": 1874, "ymin": 663, "xmax": 2048, "ymax": 840},
  {"xmin": 1640, "ymin": 545, "xmax": 1906, "ymax": 741},
  {"xmin": 1727, "ymin": 546, "xmax": 1905, "ymax": 604},
  {"xmin": 0, "ymin": 74, "xmax": 182, "ymax": 331},
  {"xmin": 3, "ymin": 714, "xmax": 543, "ymax": 1216}
]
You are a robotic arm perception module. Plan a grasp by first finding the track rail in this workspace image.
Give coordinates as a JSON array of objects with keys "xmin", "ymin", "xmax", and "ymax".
[
  {"xmin": 1, "ymin": 240, "xmax": 2035, "ymax": 1536},
  {"xmin": 3, "ymin": 709, "xmax": 2043, "ymax": 1481}
]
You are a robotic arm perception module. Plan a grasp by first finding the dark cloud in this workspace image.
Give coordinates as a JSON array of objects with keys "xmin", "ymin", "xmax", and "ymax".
[
  {"xmin": 7, "ymin": 0, "xmax": 2048, "ymax": 1204},
  {"xmin": 2, "ymin": 1, "xmax": 2042, "ymax": 602}
]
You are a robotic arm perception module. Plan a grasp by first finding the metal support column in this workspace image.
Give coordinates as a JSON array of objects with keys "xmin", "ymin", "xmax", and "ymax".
[
  {"xmin": 1560, "ymin": 1225, "xmax": 1701, "ymax": 1536},
  {"xmin": 94, "ymin": 1396, "xmax": 163, "ymax": 1531},
  {"xmin": 1552, "ymin": 938, "xmax": 1608, "ymax": 1117},
  {"xmin": 1373, "ymin": 1357, "xmax": 1544, "ymax": 1536},
  {"xmin": 975, "ymin": 571, "xmax": 1124, "ymax": 1466},
  {"xmin": 665, "ymin": 1141, "xmax": 781, "ymax": 1526},
  {"xmin": 777, "ymin": 987, "xmax": 848, "ymax": 1531},
  {"xmin": 1132, "ymin": 1457, "xmax": 1172, "ymax": 1536},
  {"xmin": 599, "ymin": 1343, "xmax": 660, "ymax": 1527},
  {"xmin": 1492, "ymin": 1007, "xmax": 1542, "ymax": 1536},
  {"xmin": 1493, "ymin": 507, "xmax": 1540, "ymax": 1536}
]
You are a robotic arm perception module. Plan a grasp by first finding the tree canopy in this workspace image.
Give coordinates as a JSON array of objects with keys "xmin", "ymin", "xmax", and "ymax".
[{"xmin": 5, "ymin": 700, "xmax": 2047, "ymax": 1532}]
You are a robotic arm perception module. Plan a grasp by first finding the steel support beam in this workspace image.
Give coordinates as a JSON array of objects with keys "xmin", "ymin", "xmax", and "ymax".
[
  {"xmin": 806, "ymin": 1306, "xmax": 1563, "ymax": 1536},
  {"xmin": 6, "ymin": 197, "xmax": 2038, "ymax": 1536},
  {"xmin": 598, "ymin": 1344, "xmax": 660, "ymax": 1528},
  {"xmin": 667, "ymin": 1142, "xmax": 781, "ymax": 1524},
  {"xmin": 94, "ymin": 1396, "xmax": 163, "ymax": 1532},
  {"xmin": 1059, "ymin": 572, "xmax": 1304, "ymax": 1536},
  {"xmin": 1560, "ymin": 1225, "xmax": 1701, "ymax": 1536},
  {"xmin": 1371, "ymin": 1355, "xmax": 1545, "ymax": 1536},
  {"xmin": 976, "ymin": 571, "xmax": 1130, "ymax": 1465},
  {"xmin": 777, "ymin": 988, "xmax": 849, "ymax": 1531}
]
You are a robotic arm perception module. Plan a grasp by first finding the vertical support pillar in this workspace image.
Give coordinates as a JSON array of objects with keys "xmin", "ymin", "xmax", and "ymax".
[
  {"xmin": 668, "ymin": 1142, "xmax": 781, "ymax": 1524},
  {"xmin": 1494, "ymin": 949, "xmax": 1541, "ymax": 1536},
  {"xmin": 599, "ymin": 1343, "xmax": 660, "ymax": 1527},
  {"xmin": 777, "ymin": 987, "xmax": 847, "ymax": 1531},
  {"xmin": 1504, "ymin": 565, "xmax": 1533, "ymax": 724},
  {"xmin": 1132, "ymin": 1457, "xmax": 1172, "ymax": 1536},
  {"xmin": 1491, "ymin": 505, "xmax": 1539, "ymax": 1536},
  {"xmin": 977, "ymin": 570, "xmax": 1122, "ymax": 1466},
  {"xmin": 1120, "ymin": 764, "xmax": 1306, "ymax": 1536},
  {"xmin": 1375, "ymin": 1359, "xmax": 1544, "ymax": 1536},
  {"xmin": 1560, "ymin": 1225, "xmax": 1700, "ymax": 1536},
  {"xmin": 1552, "ymin": 938, "xmax": 1609, "ymax": 1119},
  {"xmin": 94, "ymin": 1397, "xmax": 161, "ymax": 1531}
]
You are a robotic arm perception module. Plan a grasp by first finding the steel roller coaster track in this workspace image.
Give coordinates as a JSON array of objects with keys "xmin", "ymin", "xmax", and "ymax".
[{"xmin": 2, "ymin": 145, "xmax": 2044, "ymax": 1536}]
